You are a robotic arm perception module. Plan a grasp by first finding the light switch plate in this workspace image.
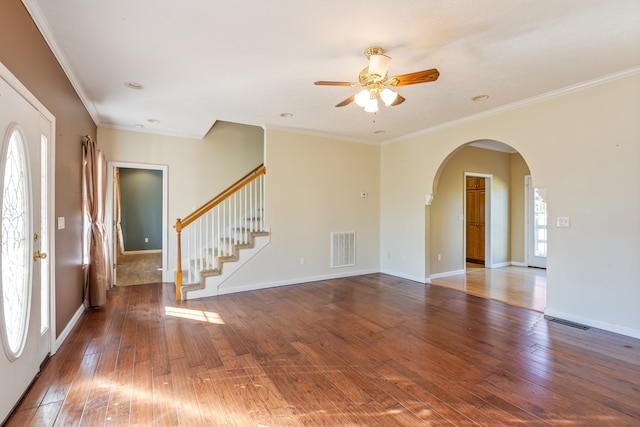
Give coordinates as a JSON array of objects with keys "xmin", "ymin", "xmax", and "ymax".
[
  {"xmin": 57, "ymin": 217, "xmax": 65, "ymax": 230},
  {"xmin": 556, "ymin": 216, "xmax": 571, "ymax": 228}
]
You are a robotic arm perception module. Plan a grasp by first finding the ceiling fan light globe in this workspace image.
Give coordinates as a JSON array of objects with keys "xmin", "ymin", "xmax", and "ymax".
[
  {"xmin": 364, "ymin": 98, "xmax": 379, "ymax": 113},
  {"xmin": 369, "ymin": 54, "xmax": 391, "ymax": 80},
  {"xmin": 354, "ymin": 89, "xmax": 370, "ymax": 107},
  {"xmin": 381, "ymin": 88, "xmax": 398, "ymax": 106}
]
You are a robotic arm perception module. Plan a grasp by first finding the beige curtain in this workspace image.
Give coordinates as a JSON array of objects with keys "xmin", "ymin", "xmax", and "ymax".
[
  {"xmin": 114, "ymin": 168, "xmax": 124, "ymax": 255},
  {"xmin": 82, "ymin": 136, "xmax": 112, "ymax": 307}
]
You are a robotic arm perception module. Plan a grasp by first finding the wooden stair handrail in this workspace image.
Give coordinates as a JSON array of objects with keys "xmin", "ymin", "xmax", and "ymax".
[
  {"xmin": 174, "ymin": 164, "xmax": 266, "ymax": 300},
  {"xmin": 176, "ymin": 164, "xmax": 266, "ymax": 230}
]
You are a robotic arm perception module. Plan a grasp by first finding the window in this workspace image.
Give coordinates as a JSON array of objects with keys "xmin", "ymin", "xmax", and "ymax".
[
  {"xmin": 533, "ymin": 188, "xmax": 547, "ymax": 258},
  {"xmin": 0, "ymin": 126, "xmax": 32, "ymax": 359}
]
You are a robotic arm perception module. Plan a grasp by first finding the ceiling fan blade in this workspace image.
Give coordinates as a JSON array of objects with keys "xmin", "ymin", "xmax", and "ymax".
[
  {"xmin": 390, "ymin": 94, "xmax": 406, "ymax": 106},
  {"xmin": 335, "ymin": 95, "xmax": 355, "ymax": 107},
  {"xmin": 314, "ymin": 81, "xmax": 353, "ymax": 86},
  {"xmin": 389, "ymin": 68, "xmax": 440, "ymax": 86}
]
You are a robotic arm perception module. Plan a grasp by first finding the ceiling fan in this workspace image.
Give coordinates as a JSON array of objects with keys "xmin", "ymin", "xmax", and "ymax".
[{"xmin": 314, "ymin": 46, "xmax": 440, "ymax": 113}]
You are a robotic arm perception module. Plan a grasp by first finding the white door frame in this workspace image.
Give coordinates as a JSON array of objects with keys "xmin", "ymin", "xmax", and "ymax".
[
  {"xmin": 0, "ymin": 62, "xmax": 56, "ymax": 423},
  {"xmin": 0, "ymin": 62, "xmax": 56, "ymax": 355},
  {"xmin": 105, "ymin": 162, "xmax": 168, "ymax": 283},
  {"xmin": 463, "ymin": 172, "xmax": 493, "ymax": 269}
]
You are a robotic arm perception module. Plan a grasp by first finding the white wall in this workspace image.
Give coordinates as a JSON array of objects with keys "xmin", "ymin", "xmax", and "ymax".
[{"xmin": 381, "ymin": 72, "xmax": 640, "ymax": 337}]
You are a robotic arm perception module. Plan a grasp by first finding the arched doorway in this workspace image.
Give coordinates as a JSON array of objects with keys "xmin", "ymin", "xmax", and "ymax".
[{"xmin": 426, "ymin": 140, "xmax": 546, "ymax": 311}]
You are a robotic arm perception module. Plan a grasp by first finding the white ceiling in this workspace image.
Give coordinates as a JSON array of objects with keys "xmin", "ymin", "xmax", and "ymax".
[{"xmin": 23, "ymin": 0, "xmax": 640, "ymax": 143}]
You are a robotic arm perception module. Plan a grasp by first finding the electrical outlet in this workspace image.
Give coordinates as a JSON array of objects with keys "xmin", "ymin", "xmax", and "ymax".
[
  {"xmin": 437, "ymin": 254, "xmax": 442, "ymax": 261},
  {"xmin": 145, "ymin": 237, "xmax": 149, "ymax": 243},
  {"xmin": 300, "ymin": 257, "xmax": 305, "ymax": 265}
]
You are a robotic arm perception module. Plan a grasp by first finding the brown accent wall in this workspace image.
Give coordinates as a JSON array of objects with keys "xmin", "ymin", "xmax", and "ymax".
[{"xmin": 1, "ymin": 0, "xmax": 95, "ymax": 338}]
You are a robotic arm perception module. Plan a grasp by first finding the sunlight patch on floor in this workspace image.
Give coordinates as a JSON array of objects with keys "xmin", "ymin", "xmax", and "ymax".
[{"xmin": 164, "ymin": 306, "xmax": 225, "ymax": 324}]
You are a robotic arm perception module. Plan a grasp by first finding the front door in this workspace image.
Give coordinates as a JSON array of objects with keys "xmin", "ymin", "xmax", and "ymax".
[
  {"xmin": 525, "ymin": 175, "xmax": 547, "ymax": 268},
  {"xmin": 0, "ymin": 69, "xmax": 51, "ymax": 422}
]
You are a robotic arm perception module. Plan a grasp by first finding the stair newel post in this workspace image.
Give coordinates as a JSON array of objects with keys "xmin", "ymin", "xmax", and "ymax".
[{"xmin": 175, "ymin": 218, "xmax": 184, "ymax": 300}]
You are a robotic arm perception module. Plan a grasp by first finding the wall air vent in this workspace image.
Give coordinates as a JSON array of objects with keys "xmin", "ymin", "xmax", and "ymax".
[{"xmin": 330, "ymin": 231, "xmax": 356, "ymax": 268}]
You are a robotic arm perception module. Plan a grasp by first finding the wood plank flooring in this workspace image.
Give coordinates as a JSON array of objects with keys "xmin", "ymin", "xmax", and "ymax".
[
  {"xmin": 6, "ymin": 274, "xmax": 640, "ymax": 426},
  {"xmin": 430, "ymin": 265, "xmax": 547, "ymax": 312}
]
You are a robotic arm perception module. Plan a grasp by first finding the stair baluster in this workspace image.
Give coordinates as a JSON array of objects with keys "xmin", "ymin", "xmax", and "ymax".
[{"xmin": 174, "ymin": 164, "xmax": 266, "ymax": 300}]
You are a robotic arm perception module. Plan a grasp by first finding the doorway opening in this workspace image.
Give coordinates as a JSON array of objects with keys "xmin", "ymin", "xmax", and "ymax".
[
  {"xmin": 464, "ymin": 173, "xmax": 491, "ymax": 269},
  {"xmin": 427, "ymin": 140, "xmax": 546, "ymax": 312},
  {"xmin": 106, "ymin": 162, "xmax": 168, "ymax": 286}
]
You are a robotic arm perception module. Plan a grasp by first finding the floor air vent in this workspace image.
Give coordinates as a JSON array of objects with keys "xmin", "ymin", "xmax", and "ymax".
[
  {"xmin": 331, "ymin": 231, "xmax": 355, "ymax": 268},
  {"xmin": 546, "ymin": 316, "xmax": 590, "ymax": 330}
]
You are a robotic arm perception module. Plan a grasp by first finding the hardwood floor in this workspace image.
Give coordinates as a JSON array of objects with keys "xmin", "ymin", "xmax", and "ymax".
[
  {"xmin": 431, "ymin": 265, "xmax": 547, "ymax": 312},
  {"xmin": 6, "ymin": 274, "xmax": 640, "ymax": 426}
]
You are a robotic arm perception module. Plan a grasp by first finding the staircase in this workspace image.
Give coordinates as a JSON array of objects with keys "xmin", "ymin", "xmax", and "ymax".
[{"xmin": 174, "ymin": 165, "xmax": 268, "ymax": 300}]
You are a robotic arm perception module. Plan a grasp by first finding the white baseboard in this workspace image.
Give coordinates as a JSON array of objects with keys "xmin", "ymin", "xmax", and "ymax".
[
  {"xmin": 429, "ymin": 269, "xmax": 465, "ymax": 280},
  {"xmin": 53, "ymin": 304, "xmax": 85, "ymax": 354},
  {"xmin": 489, "ymin": 261, "xmax": 512, "ymax": 268},
  {"xmin": 123, "ymin": 249, "xmax": 162, "ymax": 255},
  {"xmin": 218, "ymin": 269, "xmax": 432, "ymax": 297},
  {"xmin": 510, "ymin": 261, "xmax": 527, "ymax": 267},
  {"xmin": 216, "ymin": 268, "xmax": 381, "ymax": 296},
  {"xmin": 544, "ymin": 308, "xmax": 640, "ymax": 340},
  {"xmin": 379, "ymin": 269, "xmax": 428, "ymax": 284}
]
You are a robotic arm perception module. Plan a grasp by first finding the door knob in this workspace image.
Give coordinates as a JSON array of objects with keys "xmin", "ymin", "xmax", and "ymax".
[{"xmin": 33, "ymin": 251, "xmax": 47, "ymax": 260}]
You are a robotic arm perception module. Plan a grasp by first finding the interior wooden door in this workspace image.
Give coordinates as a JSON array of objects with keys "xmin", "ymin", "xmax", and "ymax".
[{"xmin": 466, "ymin": 176, "xmax": 485, "ymax": 264}]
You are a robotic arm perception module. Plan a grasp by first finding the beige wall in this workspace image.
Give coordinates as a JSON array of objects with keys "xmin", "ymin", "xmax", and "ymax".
[
  {"xmin": 429, "ymin": 145, "xmax": 529, "ymax": 275},
  {"xmin": 100, "ymin": 127, "xmax": 381, "ymax": 290},
  {"xmin": 222, "ymin": 129, "xmax": 381, "ymax": 289},
  {"xmin": 510, "ymin": 154, "xmax": 530, "ymax": 264},
  {"xmin": 99, "ymin": 125, "xmax": 381, "ymax": 292},
  {"xmin": 97, "ymin": 122, "xmax": 264, "ymax": 278},
  {"xmin": 381, "ymin": 72, "xmax": 640, "ymax": 337},
  {"xmin": 1, "ymin": 0, "xmax": 96, "ymax": 338}
]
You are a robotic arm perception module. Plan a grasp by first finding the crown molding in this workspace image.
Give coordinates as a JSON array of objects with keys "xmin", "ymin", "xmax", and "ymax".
[
  {"xmin": 264, "ymin": 124, "xmax": 380, "ymax": 146},
  {"xmin": 383, "ymin": 66, "xmax": 640, "ymax": 146},
  {"xmin": 21, "ymin": 0, "xmax": 100, "ymax": 126}
]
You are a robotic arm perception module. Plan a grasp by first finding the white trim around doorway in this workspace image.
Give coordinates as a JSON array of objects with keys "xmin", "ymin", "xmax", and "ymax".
[
  {"xmin": 463, "ymin": 172, "xmax": 494, "ymax": 269},
  {"xmin": 106, "ymin": 162, "xmax": 169, "ymax": 283}
]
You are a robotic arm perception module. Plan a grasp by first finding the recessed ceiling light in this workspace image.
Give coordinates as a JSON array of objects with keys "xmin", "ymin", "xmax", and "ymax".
[
  {"xmin": 374, "ymin": 130, "xmax": 386, "ymax": 134},
  {"xmin": 147, "ymin": 118, "xmax": 160, "ymax": 123},
  {"xmin": 134, "ymin": 123, "xmax": 144, "ymax": 128},
  {"xmin": 280, "ymin": 113, "xmax": 293, "ymax": 118},
  {"xmin": 471, "ymin": 95, "xmax": 489, "ymax": 102},
  {"xmin": 125, "ymin": 81, "xmax": 144, "ymax": 90}
]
